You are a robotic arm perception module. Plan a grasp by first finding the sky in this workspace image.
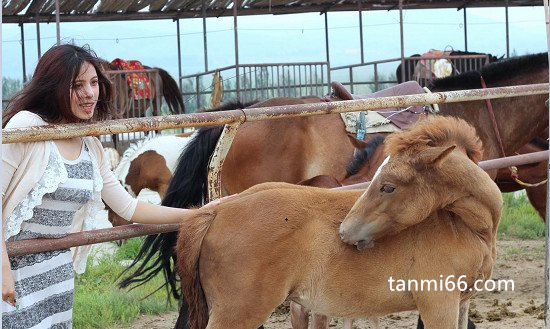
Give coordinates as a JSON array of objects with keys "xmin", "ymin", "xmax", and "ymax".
[{"xmin": 1, "ymin": 5, "xmax": 547, "ymax": 82}]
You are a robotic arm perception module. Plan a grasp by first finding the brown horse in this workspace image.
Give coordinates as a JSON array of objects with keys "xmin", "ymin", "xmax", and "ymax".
[
  {"xmin": 119, "ymin": 52, "xmax": 547, "ymax": 327},
  {"xmin": 430, "ymin": 53, "xmax": 548, "ymax": 177},
  {"xmin": 100, "ymin": 59, "xmax": 186, "ymax": 149},
  {"xmin": 175, "ymin": 116, "xmax": 502, "ymax": 329},
  {"xmin": 396, "ymin": 49, "xmax": 502, "ymax": 86},
  {"xmin": 106, "ymin": 60, "xmax": 185, "ymax": 119},
  {"xmin": 495, "ymin": 137, "xmax": 548, "ymax": 219}
]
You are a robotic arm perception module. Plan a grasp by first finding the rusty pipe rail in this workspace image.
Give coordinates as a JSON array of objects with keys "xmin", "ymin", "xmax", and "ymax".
[
  {"xmin": 5, "ymin": 150, "xmax": 548, "ymax": 257},
  {"xmin": 3, "ymin": 83, "xmax": 548, "ymax": 144},
  {"xmin": 6, "ymin": 224, "xmax": 180, "ymax": 257}
]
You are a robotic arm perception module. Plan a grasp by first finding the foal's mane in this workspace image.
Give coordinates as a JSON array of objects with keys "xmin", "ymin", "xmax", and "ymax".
[
  {"xmin": 346, "ymin": 135, "xmax": 385, "ymax": 177},
  {"xmin": 385, "ymin": 116, "xmax": 483, "ymax": 163},
  {"xmin": 429, "ymin": 52, "xmax": 548, "ymax": 90}
]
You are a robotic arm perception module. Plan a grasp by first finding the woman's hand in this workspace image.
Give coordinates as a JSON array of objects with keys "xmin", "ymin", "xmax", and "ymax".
[
  {"xmin": 202, "ymin": 194, "xmax": 239, "ymax": 208},
  {"xmin": 2, "ymin": 263, "xmax": 16, "ymax": 307}
]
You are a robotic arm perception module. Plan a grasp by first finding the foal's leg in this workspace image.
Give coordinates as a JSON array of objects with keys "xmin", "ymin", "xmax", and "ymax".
[
  {"xmin": 342, "ymin": 318, "xmax": 353, "ymax": 329},
  {"xmin": 415, "ymin": 294, "xmax": 460, "ymax": 329},
  {"xmin": 457, "ymin": 301, "xmax": 470, "ymax": 329},
  {"xmin": 311, "ymin": 313, "xmax": 329, "ymax": 329},
  {"xmin": 206, "ymin": 308, "xmax": 271, "ymax": 329},
  {"xmin": 368, "ymin": 317, "xmax": 380, "ymax": 329},
  {"xmin": 290, "ymin": 301, "xmax": 309, "ymax": 329}
]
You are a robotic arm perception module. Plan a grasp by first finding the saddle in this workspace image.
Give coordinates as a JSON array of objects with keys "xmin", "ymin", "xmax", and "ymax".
[
  {"xmin": 329, "ymin": 80, "xmax": 428, "ymax": 133},
  {"xmin": 110, "ymin": 58, "xmax": 151, "ymax": 100}
]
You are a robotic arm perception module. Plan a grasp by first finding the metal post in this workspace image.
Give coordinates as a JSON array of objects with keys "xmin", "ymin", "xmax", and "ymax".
[
  {"xmin": 543, "ymin": 2, "xmax": 550, "ymax": 327},
  {"xmin": 358, "ymin": 0, "xmax": 364, "ymax": 64},
  {"xmin": 176, "ymin": 18, "xmax": 183, "ymax": 91},
  {"xmin": 19, "ymin": 22, "xmax": 27, "ymax": 82},
  {"xmin": 399, "ymin": 0, "xmax": 405, "ymax": 83},
  {"xmin": 233, "ymin": 0, "xmax": 240, "ymax": 99},
  {"xmin": 505, "ymin": 0, "xmax": 510, "ymax": 58},
  {"xmin": 55, "ymin": 0, "xmax": 61, "ymax": 45},
  {"xmin": 325, "ymin": 13, "xmax": 331, "ymax": 86},
  {"xmin": 463, "ymin": 8, "xmax": 468, "ymax": 51},
  {"xmin": 36, "ymin": 16, "xmax": 41, "ymax": 58},
  {"xmin": 1, "ymin": 19, "xmax": 3, "ymax": 329},
  {"xmin": 202, "ymin": 0, "xmax": 209, "ymax": 72},
  {"xmin": 325, "ymin": 12, "xmax": 330, "ymax": 66}
]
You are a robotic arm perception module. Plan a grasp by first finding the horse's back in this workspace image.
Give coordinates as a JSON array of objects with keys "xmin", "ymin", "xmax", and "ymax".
[
  {"xmin": 200, "ymin": 184, "xmax": 361, "ymax": 269},
  {"xmin": 222, "ymin": 98, "xmax": 354, "ymax": 193}
]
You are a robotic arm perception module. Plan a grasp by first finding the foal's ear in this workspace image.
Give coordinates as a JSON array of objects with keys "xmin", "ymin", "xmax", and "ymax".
[
  {"xmin": 416, "ymin": 145, "xmax": 456, "ymax": 169},
  {"xmin": 347, "ymin": 134, "xmax": 368, "ymax": 150}
]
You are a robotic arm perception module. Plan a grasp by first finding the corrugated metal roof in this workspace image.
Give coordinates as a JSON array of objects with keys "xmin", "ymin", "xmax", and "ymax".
[{"xmin": 3, "ymin": 0, "xmax": 543, "ymax": 23}]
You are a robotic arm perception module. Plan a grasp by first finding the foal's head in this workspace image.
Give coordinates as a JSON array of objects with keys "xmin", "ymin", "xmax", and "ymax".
[{"xmin": 339, "ymin": 116, "xmax": 483, "ymax": 250}]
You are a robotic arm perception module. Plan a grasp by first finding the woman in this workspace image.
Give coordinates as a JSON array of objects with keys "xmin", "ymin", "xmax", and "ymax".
[{"xmin": 1, "ymin": 44, "xmax": 207, "ymax": 328}]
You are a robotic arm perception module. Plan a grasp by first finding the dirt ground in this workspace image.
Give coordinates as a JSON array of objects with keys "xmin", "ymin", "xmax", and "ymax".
[{"xmin": 120, "ymin": 239, "xmax": 546, "ymax": 329}]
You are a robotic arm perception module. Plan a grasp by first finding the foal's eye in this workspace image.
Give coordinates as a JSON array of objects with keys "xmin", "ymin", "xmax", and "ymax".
[{"xmin": 380, "ymin": 185, "xmax": 395, "ymax": 193}]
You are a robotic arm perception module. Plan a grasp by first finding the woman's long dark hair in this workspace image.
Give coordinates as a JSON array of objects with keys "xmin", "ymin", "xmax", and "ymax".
[{"xmin": 3, "ymin": 43, "xmax": 114, "ymax": 127}]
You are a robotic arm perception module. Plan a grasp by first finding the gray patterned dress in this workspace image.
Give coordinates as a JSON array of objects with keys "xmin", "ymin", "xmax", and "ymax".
[{"xmin": 3, "ymin": 143, "xmax": 94, "ymax": 329}]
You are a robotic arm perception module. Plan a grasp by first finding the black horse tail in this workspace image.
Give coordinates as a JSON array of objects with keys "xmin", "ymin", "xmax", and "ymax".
[
  {"xmin": 118, "ymin": 125, "xmax": 224, "ymax": 299},
  {"xmin": 156, "ymin": 67, "xmax": 186, "ymax": 114},
  {"xmin": 118, "ymin": 100, "xmax": 253, "ymax": 299}
]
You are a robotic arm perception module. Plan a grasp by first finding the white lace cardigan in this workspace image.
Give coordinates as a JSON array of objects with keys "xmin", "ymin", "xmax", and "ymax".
[{"xmin": 2, "ymin": 111, "xmax": 137, "ymax": 273}]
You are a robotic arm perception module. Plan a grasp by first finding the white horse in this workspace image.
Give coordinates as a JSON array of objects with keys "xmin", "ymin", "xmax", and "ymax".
[{"xmin": 108, "ymin": 133, "xmax": 194, "ymax": 228}]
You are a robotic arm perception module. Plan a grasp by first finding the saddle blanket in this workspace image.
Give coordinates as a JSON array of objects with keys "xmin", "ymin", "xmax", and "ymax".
[
  {"xmin": 333, "ymin": 81, "xmax": 430, "ymax": 136},
  {"xmin": 111, "ymin": 58, "xmax": 151, "ymax": 100},
  {"xmin": 340, "ymin": 111, "xmax": 401, "ymax": 135}
]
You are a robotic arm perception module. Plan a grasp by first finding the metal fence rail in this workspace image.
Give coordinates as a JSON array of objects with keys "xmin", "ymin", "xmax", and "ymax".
[
  {"xmin": 180, "ymin": 62, "xmax": 330, "ymax": 112},
  {"xmin": 330, "ymin": 54, "xmax": 490, "ymax": 94},
  {"xmin": 4, "ymin": 83, "xmax": 547, "ymax": 144}
]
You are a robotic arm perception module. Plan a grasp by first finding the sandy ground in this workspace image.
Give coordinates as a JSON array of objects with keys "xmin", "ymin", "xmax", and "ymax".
[{"xmin": 114, "ymin": 239, "xmax": 546, "ymax": 329}]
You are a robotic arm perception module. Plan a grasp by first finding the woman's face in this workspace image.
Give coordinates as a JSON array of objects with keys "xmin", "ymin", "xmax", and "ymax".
[{"xmin": 70, "ymin": 61, "xmax": 99, "ymax": 120}]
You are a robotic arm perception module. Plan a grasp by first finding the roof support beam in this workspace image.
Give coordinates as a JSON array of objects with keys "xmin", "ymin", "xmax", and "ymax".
[
  {"xmin": 463, "ymin": 7, "xmax": 468, "ymax": 51},
  {"xmin": 233, "ymin": 0, "xmax": 240, "ymax": 99},
  {"xmin": 505, "ymin": 0, "xmax": 510, "ymax": 57},
  {"xmin": 176, "ymin": 18, "xmax": 183, "ymax": 91},
  {"xmin": 19, "ymin": 22, "xmax": 27, "ymax": 83},
  {"xmin": 358, "ymin": 0, "xmax": 364, "ymax": 64},
  {"xmin": 203, "ymin": 0, "xmax": 209, "ymax": 72},
  {"xmin": 55, "ymin": 0, "xmax": 60, "ymax": 45},
  {"xmin": 399, "ymin": 0, "xmax": 405, "ymax": 83},
  {"xmin": 3, "ymin": 2, "xmax": 544, "ymax": 24}
]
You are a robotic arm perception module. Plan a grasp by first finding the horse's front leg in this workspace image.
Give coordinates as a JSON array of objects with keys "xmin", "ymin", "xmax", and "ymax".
[
  {"xmin": 311, "ymin": 313, "xmax": 329, "ymax": 328},
  {"xmin": 342, "ymin": 318, "xmax": 353, "ymax": 329},
  {"xmin": 415, "ymin": 292, "xmax": 460, "ymax": 329},
  {"xmin": 457, "ymin": 300, "xmax": 470, "ymax": 329},
  {"xmin": 290, "ymin": 301, "xmax": 309, "ymax": 329}
]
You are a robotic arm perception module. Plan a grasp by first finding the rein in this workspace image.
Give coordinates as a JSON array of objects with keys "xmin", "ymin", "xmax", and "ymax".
[
  {"xmin": 480, "ymin": 76, "xmax": 507, "ymax": 159},
  {"xmin": 480, "ymin": 76, "xmax": 548, "ymax": 187}
]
